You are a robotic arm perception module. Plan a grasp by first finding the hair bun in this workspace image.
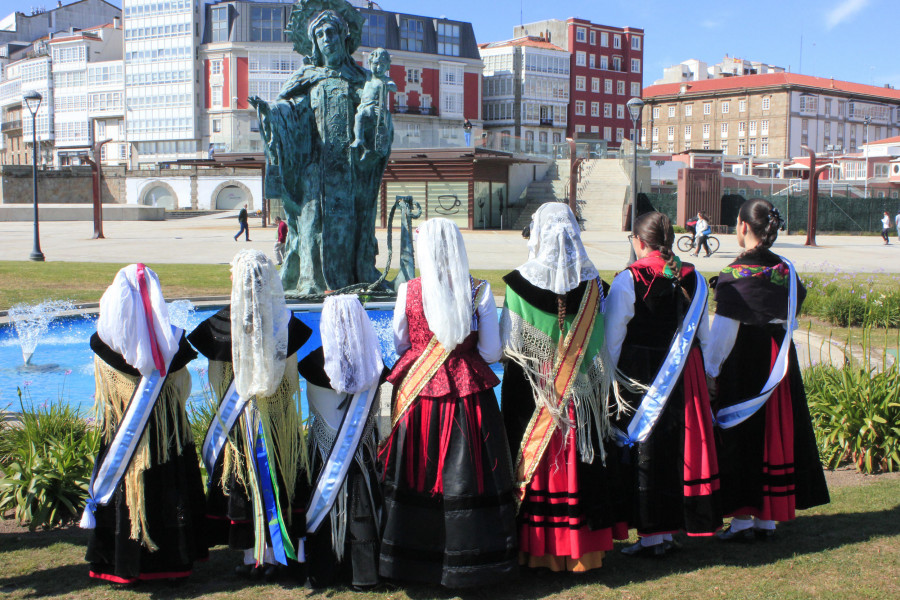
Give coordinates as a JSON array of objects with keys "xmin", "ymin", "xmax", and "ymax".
[{"xmin": 768, "ymin": 208, "xmax": 783, "ymax": 225}]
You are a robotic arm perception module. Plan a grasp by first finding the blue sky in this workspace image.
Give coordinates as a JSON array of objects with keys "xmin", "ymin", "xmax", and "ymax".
[{"xmin": 1, "ymin": 0, "xmax": 897, "ymax": 89}]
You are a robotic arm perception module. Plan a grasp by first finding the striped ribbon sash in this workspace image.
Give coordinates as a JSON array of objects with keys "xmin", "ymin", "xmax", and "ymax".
[
  {"xmin": 247, "ymin": 416, "xmax": 296, "ymax": 565},
  {"xmin": 715, "ymin": 257, "xmax": 798, "ymax": 429},
  {"xmin": 387, "ymin": 280, "xmax": 488, "ymax": 436},
  {"xmin": 200, "ymin": 378, "xmax": 247, "ymax": 482},
  {"xmin": 513, "ymin": 279, "xmax": 600, "ymax": 505},
  {"xmin": 306, "ymin": 383, "xmax": 379, "ymax": 534},
  {"xmin": 613, "ymin": 271, "xmax": 709, "ymax": 446},
  {"xmin": 80, "ymin": 326, "xmax": 184, "ymax": 529}
]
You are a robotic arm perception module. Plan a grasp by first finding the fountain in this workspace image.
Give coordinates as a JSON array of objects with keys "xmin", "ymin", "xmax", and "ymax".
[
  {"xmin": 8, "ymin": 300, "xmax": 76, "ymax": 366},
  {"xmin": 166, "ymin": 299, "xmax": 198, "ymax": 332}
]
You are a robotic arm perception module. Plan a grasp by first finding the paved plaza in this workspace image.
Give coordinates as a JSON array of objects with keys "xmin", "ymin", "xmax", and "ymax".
[{"xmin": 1, "ymin": 210, "xmax": 899, "ymax": 274}]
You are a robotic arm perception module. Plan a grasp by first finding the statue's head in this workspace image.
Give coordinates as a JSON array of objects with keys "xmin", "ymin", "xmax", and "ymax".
[
  {"xmin": 367, "ymin": 48, "xmax": 390, "ymax": 75},
  {"xmin": 287, "ymin": 0, "xmax": 364, "ymax": 64}
]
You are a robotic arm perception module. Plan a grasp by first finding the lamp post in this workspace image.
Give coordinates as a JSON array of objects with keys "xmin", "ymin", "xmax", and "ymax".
[
  {"xmin": 863, "ymin": 116, "xmax": 871, "ymax": 199},
  {"xmin": 626, "ymin": 96, "xmax": 644, "ymax": 264},
  {"xmin": 24, "ymin": 90, "xmax": 44, "ymax": 262}
]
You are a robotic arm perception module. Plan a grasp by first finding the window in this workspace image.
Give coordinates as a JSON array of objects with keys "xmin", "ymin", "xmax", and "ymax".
[
  {"xmin": 575, "ymin": 76, "xmax": 586, "ymax": 91},
  {"xmin": 631, "ymin": 58, "xmax": 640, "ymax": 73},
  {"xmin": 589, "ymin": 54, "xmax": 595, "ymax": 68},
  {"xmin": 616, "ymin": 127, "xmax": 624, "ymax": 142},
  {"xmin": 575, "ymin": 124, "xmax": 586, "ymax": 133},
  {"xmin": 600, "ymin": 31, "xmax": 608, "ymax": 46},
  {"xmin": 617, "ymin": 104, "xmax": 625, "ymax": 119},
  {"xmin": 361, "ymin": 13, "xmax": 386, "ymax": 48},
  {"xmin": 703, "ymin": 141, "xmax": 710, "ymax": 150},
  {"xmin": 575, "ymin": 100, "xmax": 586, "ymax": 116},
  {"xmin": 762, "ymin": 97, "xmax": 770, "ymax": 110},
  {"xmin": 407, "ymin": 68, "xmax": 420, "ymax": 84},
  {"xmin": 613, "ymin": 35, "xmax": 621, "ymax": 49},
  {"xmin": 739, "ymin": 99, "xmax": 746, "ymax": 112},
  {"xmin": 250, "ymin": 7, "xmax": 282, "ymax": 42},
  {"xmin": 600, "ymin": 55, "xmax": 608, "ymax": 70},
  {"xmin": 211, "ymin": 85, "xmax": 222, "ymax": 106},
  {"xmin": 668, "ymin": 106, "xmax": 675, "ymax": 117},
  {"xmin": 738, "ymin": 142, "xmax": 746, "ymax": 155},
  {"xmin": 575, "ymin": 51, "xmax": 586, "ymax": 66},
  {"xmin": 612, "ymin": 56, "xmax": 622, "ymax": 71},
  {"xmin": 591, "ymin": 101, "xmax": 599, "ymax": 117},
  {"xmin": 631, "ymin": 82, "xmax": 640, "ymax": 96},
  {"xmin": 211, "ymin": 6, "xmax": 229, "ymax": 42},
  {"xmin": 749, "ymin": 141, "xmax": 757, "ymax": 155},
  {"xmin": 722, "ymin": 101, "xmax": 729, "ymax": 114},
  {"xmin": 684, "ymin": 125, "xmax": 691, "ymax": 139},
  {"xmin": 437, "ymin": 23, "xmax": 460, "ymax": 56},
  {"xmin": 721, "ymin": 141, "xmax": 728, "ymax": 153},
  {"xmin": 721, "ymin": 122, "xmax": 728, "ymax": 135},
  {"xmin": 631, "ymin": 36, "xmax": 641, "ymax": 50},
  {"xmin": 605, "ymin": 126, "xmax": 612, "ymax": 140},
  {"xmin": 590, "ymin": 31, "xmax": 596, "ymax": 45},
  {"xmin": 605, "ymin": 79, "xmax": 613, "ymax": 94},
  {"xmin": 667, "ymin": 126, "xmax": 675, "ymax": 140},
  {"xmin": 576, "ymin": 27, "xmax": 587, "ymax": 43},
  {"xmin": 212, "ymin": 119, "xmax": 221, "ymax": 132},
  {"xmin": 703, "ymin": 102, "xmax": 711, "ymax": 115},
  {"xmin": 652, "ymin": 106, "xmax": 660, "ymax": 119},
  {"xmin": 400, "ymin": 18, "xmax": 425, "ymax": 52},
  {"xmin": 210, "ymin": 60, "xmax": 222, "ymax": 75},
  {"xmin": 749, "ymin": 121, "xmax": 757, "ymax": 135},
  {"xmin": 590, "ymin": 126, "xmax": 599, "ymax": 133},
  {"xmin": 703, "ymin": 123, "xmax": 710, "ymax": 138},
  {"xmin": 591, "ymin": 77, "xmax": 600, "ymax": 93},
  {"xmin": 652, "ymin": 126, "xmax": 659, "ymax": 141},
  {"xmin": 682, "ymin": 104, "xmax": 692, "ymax": 117},
  {"xmin": 604, "ymin": 103, "xmax": 612, "ymax": 118},
  {"xmin": 617, "ymin": 81, "xmax": 625, "ymax": 95},
  {"xmin": 761, "ymin": 119, "xmax": 769, "ymax": 134},
  {"xmin": 799, "ymin": 94, "xmax": 818, "ymax": 113},
  {"xmin": 738, "ymin": 121, "xmax": 746, "ymax": 135}
]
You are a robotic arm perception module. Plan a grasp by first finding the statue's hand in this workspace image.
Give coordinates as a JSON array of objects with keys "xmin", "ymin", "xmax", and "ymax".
[{"xmin": 248, "ymin": 96, "xmax": 265, "ymax": 110}]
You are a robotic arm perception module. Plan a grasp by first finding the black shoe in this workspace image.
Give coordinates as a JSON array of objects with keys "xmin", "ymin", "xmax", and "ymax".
[
  {"xmin": 663, "ymin": 537, "xmax": 683, "ymax": 552},
  {"xmin": 716, "ymin": 524, "xmax": 755, "ymax": 542},
  {"xmin": 234, "ymin": 564, "xmax": 254, "ymax": 578},
  {"xmin": 754, "ymin": 528, "xmax": 775, "ymax": 541},
  {"xmin": 621, "ymin": 540, "xmax": 667, "ymax": 557},
  {"xmin": 262, "ymin": 564, "xmax": 279, "ymax": 583}
]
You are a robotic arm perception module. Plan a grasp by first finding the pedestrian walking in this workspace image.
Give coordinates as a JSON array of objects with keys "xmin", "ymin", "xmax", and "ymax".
[
  {"xmin": 234, "ymin": 204, "xmax": 250, "ymax": 241},
  {"xmin": 881, "ymin": 211, "xmax": 891, "ymax": 245},
  {"xmin": 895, "ymin": 209, "xmax": 900, "ymax": 240},
  {"xmin": 691, "ymin": 211, "xmax": 712, "ymax": 257},
  {"xmin": 274, "ymin": 216, "xmax": 287, "ymax": 265},
  {"xmin": 463, "ymin": 119, "xmax": 473, "ymax": 146}
]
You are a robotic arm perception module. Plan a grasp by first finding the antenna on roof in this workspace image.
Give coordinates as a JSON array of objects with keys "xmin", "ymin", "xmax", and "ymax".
[{"xmin": 520, "ymin": 0, "xmax": 523, "ymax": 26}]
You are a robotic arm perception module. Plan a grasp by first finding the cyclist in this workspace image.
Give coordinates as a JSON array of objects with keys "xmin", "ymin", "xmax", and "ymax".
[{"xmin": 691, "ymin": 211, "xmax": 712, "ymax": 257}]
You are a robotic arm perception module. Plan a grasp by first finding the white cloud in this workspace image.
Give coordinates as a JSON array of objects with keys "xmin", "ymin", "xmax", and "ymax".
[{"xmin": 825, "ymin": 0, "xmax": 870, "ymax": 30}]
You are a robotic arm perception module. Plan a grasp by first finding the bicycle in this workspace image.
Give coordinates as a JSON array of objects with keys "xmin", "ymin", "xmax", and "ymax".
[{"xmin": 676, "ymin": 233, "xmax": 720, "ymax": 255}]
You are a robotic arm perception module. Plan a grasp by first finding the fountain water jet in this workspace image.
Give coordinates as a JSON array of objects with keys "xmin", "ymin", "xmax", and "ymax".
[{"xmin": 8, "ymin": 300, "xmax": 76, "ymax": 365}]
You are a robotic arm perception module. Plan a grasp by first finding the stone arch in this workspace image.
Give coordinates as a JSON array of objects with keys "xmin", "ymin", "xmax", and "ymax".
[
  {"xmin": 212, "ymin": 180, "xmax": 254, "ymax": 211},
  {"xmin": 139, "ymin": 181, "xmax": 178, "ymax": 210}
]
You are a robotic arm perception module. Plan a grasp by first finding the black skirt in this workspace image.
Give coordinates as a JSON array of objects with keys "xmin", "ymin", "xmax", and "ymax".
[{"xmin": 379, "ymin": 389, "xmax": 518, "ymax": 588}]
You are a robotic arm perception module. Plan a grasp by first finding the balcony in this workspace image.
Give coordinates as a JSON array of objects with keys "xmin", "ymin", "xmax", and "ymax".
[
  {"xmin": 539, "ymin": 118, "xmax": 554, "ymax": 127},
  {"xmin": 391, "ymin": 105, "xmax": 438, "ymax": 116},
  {"xmin": 1, "ymin": 119, "xmax": 22, "ymax": 132}
]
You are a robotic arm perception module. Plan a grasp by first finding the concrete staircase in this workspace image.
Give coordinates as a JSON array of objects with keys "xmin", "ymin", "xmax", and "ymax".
[{"xmin": 511, "ymin": 160, "xmax": 570, "ymax": 230}]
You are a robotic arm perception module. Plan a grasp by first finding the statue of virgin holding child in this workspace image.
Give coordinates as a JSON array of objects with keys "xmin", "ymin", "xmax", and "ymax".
[{"xmin": 250, "ymin": 0, "xmax": 393, "ymax": 296}]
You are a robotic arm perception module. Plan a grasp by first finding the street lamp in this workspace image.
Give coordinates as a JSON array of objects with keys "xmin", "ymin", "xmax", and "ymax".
[
  {"xmin": 626, "ymin": 96, "xmax": 644, "ymax": 264},
  {"xmin": 23, "ymin": 90, "xmax": 44, "ymax": 262},
  {"xmin": 863, "ymin": 116, "xmax": 871, "ymax": 199}
]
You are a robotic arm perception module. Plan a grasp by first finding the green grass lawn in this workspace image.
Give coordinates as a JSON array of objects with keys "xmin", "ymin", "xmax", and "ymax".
[
  {"xmin": 0, "ymin": 473, "xmax": 897, "ymax": 600},
  {"xmin": 0, "ymin": 261, "xmax": 620, "ymax": 311}
]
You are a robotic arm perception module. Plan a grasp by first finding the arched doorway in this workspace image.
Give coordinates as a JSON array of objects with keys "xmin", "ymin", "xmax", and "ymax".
[
  {"xmin": 141, "ymin": 184, "xmax": 177, "ymax": 210},
  {"xmin": 215, "ymin": 184, "xmax": 250, "ymax": 210}
]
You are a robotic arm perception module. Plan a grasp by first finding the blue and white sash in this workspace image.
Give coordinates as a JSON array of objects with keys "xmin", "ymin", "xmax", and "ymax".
[
  {"xmin": 80, "ymin": 326, "xmax": 184, "ymax": 529},
  {"xmin": 200, "ymin": 378, "xmax": 248, "ymax": 481},
  {"xmin": 306, "ymin": 383, "xmax": 379, "ymax": 534},
  {"xmin": 715, "ymin": 257, "xmax": 798, "ymax": 429},
  {"xmin": 247, "ymin": 416, "xmax": 296, "ymax": 565},
  {"xmin": 614, "ymin": 272, "xmax": 708, "ymax": 447}
]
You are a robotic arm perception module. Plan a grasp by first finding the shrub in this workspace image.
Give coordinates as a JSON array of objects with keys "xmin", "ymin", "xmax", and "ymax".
[
  {"xmin": 801, "ymin": 273, "xmax": 900, "ymax": 328},
  {"xmin": 805, "ymin": 330, "xmax": 900, "ymax": 474},
  {"xmin": 0, "ymin": 390, "xmax": 99, "ymax": 529}
]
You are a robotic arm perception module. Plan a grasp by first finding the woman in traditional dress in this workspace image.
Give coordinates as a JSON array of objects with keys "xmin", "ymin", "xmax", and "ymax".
[
  {"xmin": 501, "ymin": 202, "xmax": 624, "ymax": 572},
  {"xmin": 378, "ymin": 218, "xmax": 518, "ymax": 588},
  {"xmin": 83, "ymin": 264, "xmax": 208, "ymax": 583},
  {"xmin": 187, "ymin": 250, "xmax": 311, "ymax": 580},
  {"xmin": 605, "ymin": 211, "xmax": 721, "ymax": 557},
  {"xmin": 299, "ymin": 294, "xmax": 385, "ymax": 589},
  {"xmin": 706, "ymin": 199, "xmax": 829, "ymax": 540}
]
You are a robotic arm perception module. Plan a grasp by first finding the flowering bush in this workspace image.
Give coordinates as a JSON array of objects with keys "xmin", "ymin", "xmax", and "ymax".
[{"xmin": 800, "ymin": 268, "xmax": 900, "ymax": 328}]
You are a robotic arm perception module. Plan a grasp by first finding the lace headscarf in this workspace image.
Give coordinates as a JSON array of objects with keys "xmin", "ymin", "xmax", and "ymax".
[
  {"xmin": 230, "ymin": 250, "xmax": 291, "ymax": 399},
  {"xmin": 97, "ymin": 264, "xmax": 180, "ymax": 377},
  {"xmin": 519, "ymin": 203, "xmax": 599, "ymax": 294},
  {"xmin": 320, "ymin": 294, "xmax": 383, "ymax": 394},
  {"xmin": 417, "ymin": 218, "xmax": 472, "ymax": 352}
]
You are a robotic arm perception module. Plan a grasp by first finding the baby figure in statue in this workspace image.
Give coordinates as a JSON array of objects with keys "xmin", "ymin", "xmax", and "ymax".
[{"xmin": 351, "ymin": 48, "xmax": 396, "ymax": 161}]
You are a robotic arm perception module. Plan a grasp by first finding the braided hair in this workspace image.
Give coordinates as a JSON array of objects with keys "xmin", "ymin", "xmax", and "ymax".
[
  {"xmin": 737, "ymin": 198, "xmax": 783, "ymax": 259},
  {"xmin": 634, "ymin": 211, "xmax": 681, "ymax": 282}
]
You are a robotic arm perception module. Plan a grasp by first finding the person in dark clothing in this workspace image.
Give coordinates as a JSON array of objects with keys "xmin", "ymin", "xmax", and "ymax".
[
  {"xmin": 274, "ymin": 216, "xmax": 287, "ymax": 265},
  {"xmin": 234, "ymin": 204, "xmax": 250, "ymax": 241}
]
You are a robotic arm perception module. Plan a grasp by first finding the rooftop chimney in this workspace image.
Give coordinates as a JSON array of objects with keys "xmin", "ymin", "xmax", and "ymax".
[{"xmin": 113, "ymin": 16, "xmax": 120, "ymax": 29}]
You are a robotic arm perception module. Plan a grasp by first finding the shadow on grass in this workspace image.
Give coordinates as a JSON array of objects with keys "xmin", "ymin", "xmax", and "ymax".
[{"xmin": 1, "ymin": 503, "xmax": 898, "ymax": 599}]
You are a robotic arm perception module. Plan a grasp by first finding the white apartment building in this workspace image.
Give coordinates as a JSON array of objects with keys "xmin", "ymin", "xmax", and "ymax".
[
  {"xmin": 123, "ymin": 0, "xmax": 202, "ymax": 163},
  {"xmin": 480, "ymin": 36, "xmax": 569, "ymax": 154},
  {"xmin": 654, "ymin": 55, "xmax": 784, "ymax": 85},
  {"xmin": 0, "ymin": 54, "xmax": 53, "ymax": 164}
]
